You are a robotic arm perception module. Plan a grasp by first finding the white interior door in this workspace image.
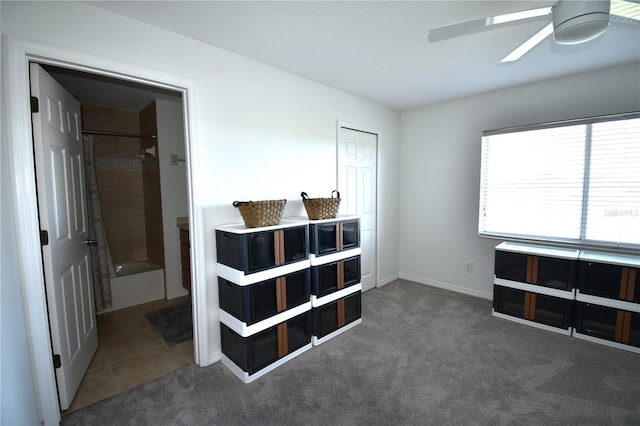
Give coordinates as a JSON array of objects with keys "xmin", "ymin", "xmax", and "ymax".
[
  {"xmin": 337, "ymin": 126, "xmax": 378, "ymax": 292},
  {"xmin": 30, "ymin": 63, "xmax": 98, "ymax": 410}
]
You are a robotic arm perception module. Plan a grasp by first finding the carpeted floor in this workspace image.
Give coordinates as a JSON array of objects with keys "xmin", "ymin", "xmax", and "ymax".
[{"xmin": 63, "ymin": 279, "xmax": 640, "ymax": 425}]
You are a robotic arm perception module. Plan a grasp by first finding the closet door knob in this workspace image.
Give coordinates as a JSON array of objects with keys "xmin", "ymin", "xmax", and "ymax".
[{"xmin": 85, "ymin": 239, "xmax": 98, "ymax": 246}]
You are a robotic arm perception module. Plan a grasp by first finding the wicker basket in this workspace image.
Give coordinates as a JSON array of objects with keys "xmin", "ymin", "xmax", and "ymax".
[
  {"xmin": 233, "ymin": 199, "xmax": 287, "ymax": 228},
  {"xmin": 301, "ymin": 191, "xmax": 341, "ymax": 220}
]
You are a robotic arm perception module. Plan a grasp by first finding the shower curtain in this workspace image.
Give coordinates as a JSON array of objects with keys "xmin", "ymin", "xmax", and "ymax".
[{"xmin": 83, "ymin": 134, "xmax": 113, "ymax": 311}]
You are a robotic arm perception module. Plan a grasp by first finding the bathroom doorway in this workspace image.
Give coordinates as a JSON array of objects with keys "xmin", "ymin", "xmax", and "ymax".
[{"xmin": 37, "ymin": 64, "xmax": 194, "ymax": 412}]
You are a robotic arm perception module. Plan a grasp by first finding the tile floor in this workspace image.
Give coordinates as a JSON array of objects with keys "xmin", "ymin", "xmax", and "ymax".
[{"xmin": 62, "ymin": 296, "xmax": 194, "ymax": 415}]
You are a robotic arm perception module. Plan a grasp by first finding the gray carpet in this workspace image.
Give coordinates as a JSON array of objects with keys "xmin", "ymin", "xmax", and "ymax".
[{"xmin": 63, "ymin": 279, "xmax": 640, "ymax": 425}]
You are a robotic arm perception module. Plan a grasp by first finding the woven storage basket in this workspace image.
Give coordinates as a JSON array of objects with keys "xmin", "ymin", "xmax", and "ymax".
[
  {"xmin": 233, "ymin": 199, "xmax": 286, "ymax": 228},
  {"xmin": 301, "ymin": 191, "xmax": 341, "ymax": 220}
]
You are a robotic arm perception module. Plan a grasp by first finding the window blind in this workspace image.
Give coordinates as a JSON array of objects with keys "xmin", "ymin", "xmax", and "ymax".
[{"xmin": 479, "ymin": 113, "xmax": 640, "ymax": 249}]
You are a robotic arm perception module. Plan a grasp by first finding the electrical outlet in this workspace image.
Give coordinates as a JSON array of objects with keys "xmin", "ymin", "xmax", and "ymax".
[{"xmin": 465, "ymin": 262, "xmax": 473, "ymax": 273}]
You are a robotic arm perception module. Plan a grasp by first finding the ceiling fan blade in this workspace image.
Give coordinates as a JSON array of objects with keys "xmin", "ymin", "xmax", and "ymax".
[
  {"xmin": 500, "ymin": 23, "xmax": 554, "ymax": 63},
  {"xmin": 428, "ymin": 6, "xmax": 552, "ymax": 43},
  {"xmin": 610, "ymin": 0, "xmax": 640, "ymax": 22}
]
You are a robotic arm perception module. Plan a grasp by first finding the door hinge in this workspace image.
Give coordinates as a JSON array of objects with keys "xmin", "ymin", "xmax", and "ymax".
[
  {"xmin": 30, "ymin": 96, "xmax": 39, "ymax": 113},
  {"xmin": 53, "ymin": 354, "xmax": 61, "ymax": 369},
  {"xmin": 40, "ymin": 230, "xmax": 49, "ymax": 246}
]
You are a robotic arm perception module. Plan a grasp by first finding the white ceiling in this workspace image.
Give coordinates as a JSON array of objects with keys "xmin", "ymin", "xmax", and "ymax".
[{"xmin": 81, "ymin": 1, "xmax": 639, "ymax": 111}]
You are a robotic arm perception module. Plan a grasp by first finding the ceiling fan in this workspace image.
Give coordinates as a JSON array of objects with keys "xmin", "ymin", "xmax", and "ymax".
[{"xmin": 428, "ymin": 0, "xmax": 640, "ymax": 63}]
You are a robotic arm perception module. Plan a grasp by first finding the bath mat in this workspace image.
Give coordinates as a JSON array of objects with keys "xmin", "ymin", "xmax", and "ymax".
[{"xmin": 146, "ymin": 303, "xmax": 192, "ymax": 346}]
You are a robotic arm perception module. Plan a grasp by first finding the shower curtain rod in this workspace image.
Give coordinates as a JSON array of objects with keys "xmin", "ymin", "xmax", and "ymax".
[{"xmin": 82, "ymin": 130, "xmax": 157, "ymax": 139}]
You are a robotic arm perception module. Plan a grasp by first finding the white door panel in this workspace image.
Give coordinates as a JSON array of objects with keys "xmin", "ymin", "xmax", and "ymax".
[
  {"xmin": 345, "ymin": 166, "xmax": 358, "ymax": 214},
  {"xmin": 362, "ymin": 167, "xmax": 373, "ymax": 213},
  {"xmin": 31, "ymin": 63, "xmax": 97, "ymax": 411},
  {"xmin": 338, "ymin": 126, "xmax": 377, "ymax": 292}
]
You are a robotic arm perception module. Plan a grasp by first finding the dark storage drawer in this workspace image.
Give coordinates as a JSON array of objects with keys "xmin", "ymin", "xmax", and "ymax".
[
  {"xmin": 216, "ymin": 225, "xmax": 308, "ymax": 274},
  {"xmin": 218, "ymin": 269, "xmax": 310, "ymax": 325},
  {"xmin": 313, "ymin": 292, "xmax": 361, "ymax": 339},
  {"xmin": 309, "ymin": 219, "xmax": 360, "ymax": 256},
  {"xmin": 578, "ymin": 262, "xmax": 639, "ymax": 303},
  {"xmin": 493, "ymin": 285, "xmax": 573, "ymax": 329},
  {"xmin": 574, "ymin": 302, "xmax": 640, "ymax": 348},
  {"xmin": 494, "ymin": 250, "xmax": 577, "ymax": 290},
  {"xmin": 221, "ymin": 312, "xmax": 311, "ymax": 375},
  {"xmin": 311, "ymin": 256, "xmax": 361, "ymax": 298}
]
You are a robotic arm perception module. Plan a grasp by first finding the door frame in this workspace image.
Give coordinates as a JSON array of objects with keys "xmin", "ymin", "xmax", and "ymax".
[
  {"xmin": 336, "ymin": 120, "xmax": 380, "ymax": 290},
  {"xmin": 5, "ymin": 37, "xmax": 208, "ymax": 424}
]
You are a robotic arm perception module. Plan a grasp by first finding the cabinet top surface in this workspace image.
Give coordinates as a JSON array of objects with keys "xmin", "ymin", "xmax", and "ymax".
[
  {"xmin": 215, "ymin": 218, "xmax": 308, "ymax": 234},
  {"xmin": 495, "ymin": 242, "xmax": 580, "ymax": 259},
  {"xmin": 291, "ymin": 215, "xmax": 360, "ymax": 224},
  {"xmin": 496, "ymin": 242, "xmax": 640, "ymax": 266},
  {"xmin": 215, "ymin": 215, "xmax": 360, "ymax": 233},
  {"xmin": 580, "ymin": 251, "xmax": 640, "ymax": 268}
]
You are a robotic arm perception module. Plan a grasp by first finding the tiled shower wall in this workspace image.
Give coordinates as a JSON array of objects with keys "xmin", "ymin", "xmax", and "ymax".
[
  {"xmin": 140, "ymin": 102, "xmax": 164, "ymax": 267},
  {"xmin": 82, "ymin": 104, "xmax": 164, "ymax": 267}
]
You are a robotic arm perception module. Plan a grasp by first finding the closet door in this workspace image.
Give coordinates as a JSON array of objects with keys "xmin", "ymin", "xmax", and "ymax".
[{"xmin": 338, "ymin": 126, "xmax": 377, "ymax": 292}]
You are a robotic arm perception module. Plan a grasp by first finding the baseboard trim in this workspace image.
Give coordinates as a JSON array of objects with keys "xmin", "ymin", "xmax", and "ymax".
[
  {"xmin": 398, "ymin": 273, "xmax": 492, "ymax": 300},
  {"xmin": 202, "ymin": 351, "xmax": 221, "ymax": 367},
  {"xmin": 378, "ymin": 273, "xmax": 399, "ymax": 288}
]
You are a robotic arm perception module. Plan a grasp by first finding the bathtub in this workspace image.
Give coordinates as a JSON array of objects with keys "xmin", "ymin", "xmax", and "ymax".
[
  {"xmin": 99, "ymin": 260, "xmax": 165, "ymax": 313},
  {"xmin": 115, "ymin": 259, "xmax": 162, "ymax": 277}
]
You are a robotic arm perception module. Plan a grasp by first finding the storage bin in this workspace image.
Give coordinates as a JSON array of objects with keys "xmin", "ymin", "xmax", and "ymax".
[
  {"xmin": 311, "ymin": 255, "xmax": 361, "ymax": 298},
  {"xmin": 218, "ymin": 269, "xmax": 310, "ymax": 326},
  {"xmin": 309, "ymin": 219, "xmax": 359, "ymax": 257},
  {"xmin": 221, "ymin": 311, "xmax": 311, "ymax": 375},
  {"xmin": 574, "ymin": 302, "xmax": 640, "ymax": 349},
  {"xmin": 216, "ymin": 224, "xmax": 308, "ymax": 274},
  {"xmin": 313, "ymin": 291, "xmax": 361, "ymax": 340},
  {"xmin": 578, "ymin": 261, "xmax": 639, "ymax": 303},
  {"xmin": 494, "ymin": 250, "xmax": 577, "ymax": 291},
  {"xmin": 493, "ymin": 285, "xmax": 573, "ymax": 330}
]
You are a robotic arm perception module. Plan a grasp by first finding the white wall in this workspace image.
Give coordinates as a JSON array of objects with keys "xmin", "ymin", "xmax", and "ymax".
[
  {"xmin": 1, "ymin": 4, "xmax": 41, "ymax": 421},
  {"xmin": 156, "ymin": 99, "xmax": 190, "ymax": 300},
  {"xmin": 399, "ymin": 62, "xmax": 640, "ymax": 299},
  {"xmin": 1, "ymin": 0, "xmax": 400, "ymax": 375},
  {"xmin": 1, "ymin": 75, "xmax": 40, "ymax": 425}
]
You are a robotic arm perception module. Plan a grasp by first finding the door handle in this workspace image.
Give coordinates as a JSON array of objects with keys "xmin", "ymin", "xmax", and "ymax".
[{"xmin": 85, "ymin": 239, "xmax": 98, "ymax": 246}]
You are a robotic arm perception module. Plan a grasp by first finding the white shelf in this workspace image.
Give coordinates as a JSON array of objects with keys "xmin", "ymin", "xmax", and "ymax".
[
  {"xmin": 312, "ymin": 318, "xmax": 362, "ymax": 346},
  {"xmin": 310, "ymin": 247, "xmax": 361, "ymax": 266},
  {"xmin": 219, "ymin": 302, "xmax": 311, "ymax": 337},
  {"xmin": 221, "ymin": 343, "xmax": 313, "ymax": 383},
  {"xmin": 311, "ymin": 284, "xmax": 361, "ymax": 308},
  {"xmin": 575, "ymin": 290, "xmax": 640, "ymax": 313},
  {"xmin": 216, "ymin": 259, "xmax": 310, "ymax": 286},
  {"xmin": 215, "ymin": 218, "xmax": 308, "ymax": 234},
  {"xmin": 493, "ymin": 277, "xmax": 575, "ymax": 300},
  {"xmin": 579, "ymin": 251, "xmax": 640, "ymax": 268},
  {"xmin": 289, "ymin": 215, "xmax": 360, "ymax": 224},
  {"xmin": 492, "ymin": 310, "xmax": 572, "ymax": 335},
  {"xmin": 495, "ymin": 242, "xmax": 580, "ymax": 260},
  {"xmin": 572, "ymin": 331, "xmax": 640, "ymax": 355}
]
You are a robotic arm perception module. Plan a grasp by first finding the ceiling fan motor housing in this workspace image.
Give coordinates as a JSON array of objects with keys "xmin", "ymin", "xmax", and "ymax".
[{"xmin": 553, "ymin": 0, "xmax": 611, "ymax": 45}]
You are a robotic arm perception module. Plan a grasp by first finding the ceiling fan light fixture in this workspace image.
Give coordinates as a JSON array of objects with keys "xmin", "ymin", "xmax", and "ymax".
[{"xmin": 552, "ymin": 0, "xmax": 611, "ymax": 45}]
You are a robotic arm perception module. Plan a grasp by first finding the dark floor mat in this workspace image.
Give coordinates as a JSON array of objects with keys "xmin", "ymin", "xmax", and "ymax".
[{"xmin": 145, "ymin": 303, "xmax": 192, "ymax": 346}]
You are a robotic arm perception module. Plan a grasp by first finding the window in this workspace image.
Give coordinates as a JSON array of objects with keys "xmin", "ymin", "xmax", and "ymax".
[{"xmin": 479, "ymin": 112, "xmax": 640, "ymax": 249}]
